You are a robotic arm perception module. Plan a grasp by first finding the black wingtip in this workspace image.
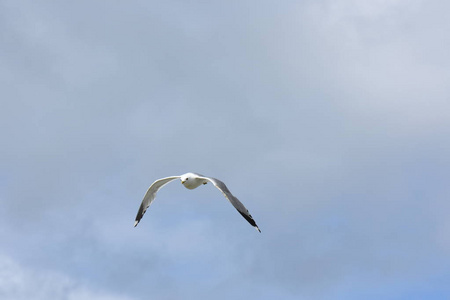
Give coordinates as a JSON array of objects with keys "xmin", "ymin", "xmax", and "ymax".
[
  {"xmin": 134, "ymin": 206, "xmax": 147, "ymax": 228},
  {"xmin": 239, "ymin": 211, "xmax": 261, "ymax": 232}
]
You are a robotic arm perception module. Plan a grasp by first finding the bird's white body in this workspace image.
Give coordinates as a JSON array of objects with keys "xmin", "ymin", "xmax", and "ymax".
[{"xmin": 180, "ymin": 172, "xmax": 207, "ymax": 190}]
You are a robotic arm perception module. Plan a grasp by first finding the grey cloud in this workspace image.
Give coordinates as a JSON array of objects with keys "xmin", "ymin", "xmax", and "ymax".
[
  {"xmin": 1, "ymin": 0, "xmax": 450, "ymax": 299},
  {"xmin": 0, "ymin": 254, "xmax": 135, "ymax": 300}
]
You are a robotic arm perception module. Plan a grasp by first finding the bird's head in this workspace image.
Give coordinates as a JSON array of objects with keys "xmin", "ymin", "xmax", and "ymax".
[
  {"xmin": 180, "ymin": 173, "xmax": 194, "ymax": 184},
  {"xmin": 180, "ymin": 173, "xmax": 202, "ymax": 190}
]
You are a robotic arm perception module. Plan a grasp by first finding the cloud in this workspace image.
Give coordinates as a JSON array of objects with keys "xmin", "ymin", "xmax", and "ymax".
[
  {"xmin": 0, "ymin": 254, "xmax": 134, "ymax": 300},
  {"xmin": 1, "ymin": 0, "xmax": 450, "ymax": 299}
]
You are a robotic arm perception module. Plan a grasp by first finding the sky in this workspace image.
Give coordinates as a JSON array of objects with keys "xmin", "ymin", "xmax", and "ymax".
[{"xmin": 1, "ymin": 0, "xmax": 450, "ymax": 299}]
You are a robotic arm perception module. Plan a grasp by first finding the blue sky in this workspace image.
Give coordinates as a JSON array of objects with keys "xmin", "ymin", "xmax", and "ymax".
[{"xmin": 1, "ymin": 0, "xmax": 450, "ymax": 299}]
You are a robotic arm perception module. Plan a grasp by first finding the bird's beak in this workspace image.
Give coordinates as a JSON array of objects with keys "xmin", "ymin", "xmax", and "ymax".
[{"xmin": 181, "ymin": 180, "xmax": 185, "ymax": 184}]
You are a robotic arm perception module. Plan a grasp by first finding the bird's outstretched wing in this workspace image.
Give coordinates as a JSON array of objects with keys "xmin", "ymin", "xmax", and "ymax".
[
  {"xmin": 197, "ymin": 175, "xmax": 261, "ymax": 232},
  {"xmin": 134, "ymin": 176, "xmax": 181, "ymax": 227}
]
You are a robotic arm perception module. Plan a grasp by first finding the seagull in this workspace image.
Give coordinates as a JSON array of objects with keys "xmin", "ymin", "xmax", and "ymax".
[{"xmin": 134, "ymin": 172, "xmax": 261, "ymax": 232}]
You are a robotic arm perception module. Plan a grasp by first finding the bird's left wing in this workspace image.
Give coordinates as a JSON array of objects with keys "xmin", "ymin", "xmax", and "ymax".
[
  {"xmin": 134, "ymin": 176, "xmax": 181, "ymax": 227},
  {"xmin": 197, "ymin": 175, "xmax": 261, "ymax": 232}
]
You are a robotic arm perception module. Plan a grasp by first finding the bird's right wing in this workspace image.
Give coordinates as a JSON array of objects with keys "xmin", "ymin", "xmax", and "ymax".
[{"xmin": 134, "ymin": 176, "xmax": 181, "ymax": 227}]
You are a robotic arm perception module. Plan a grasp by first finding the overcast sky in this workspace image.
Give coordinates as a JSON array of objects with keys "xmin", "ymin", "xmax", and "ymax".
[{"xmin": 1, "ymin": 0, "xmax": 450, "ymax": 299}]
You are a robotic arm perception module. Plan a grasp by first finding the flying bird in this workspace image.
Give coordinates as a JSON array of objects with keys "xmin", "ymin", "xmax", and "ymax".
[{"xmin": 134, "ymin": 172, "xmax": 261, "ymax": 232}]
